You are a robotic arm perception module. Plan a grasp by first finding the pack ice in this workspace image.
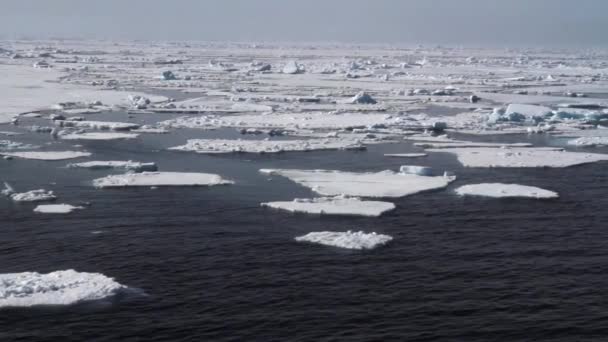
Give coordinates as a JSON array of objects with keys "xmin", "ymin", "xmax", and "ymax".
[
  {"xmin": 261, "ymin": 196, "xmax": 396, "ymax": 217},
  {"xmin": 295, "ymin": 231, "xmax": 393, "ymax": 250},
  {"xmin": 455, "ymin": 183, "xmax": 558, "ymax": 199},
  {"xmin": 0, "ymin": 270, "xmax": 126, "ymax": 308},
  {"xmin": 170, "ymin": 139, "xmax": 364, "ymax": 154},
  {"xmin": 92, "ymin": 172, "xmax": 233, "ymax": 188}
]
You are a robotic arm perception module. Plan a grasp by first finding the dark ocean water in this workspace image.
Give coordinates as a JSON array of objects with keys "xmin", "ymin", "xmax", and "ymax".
[{"xmin": 2, "ymin": 112, "xmax": 608, "ymax": 341}]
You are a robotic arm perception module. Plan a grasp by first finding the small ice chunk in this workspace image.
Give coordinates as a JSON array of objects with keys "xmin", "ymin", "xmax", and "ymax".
[
  {"xmin": 262, "ymin": 196, "xmax": 395, "ymax": 217},
  {"xmin": 295, "ymin": 230, "xmax": 393, "ymax": 250},
  {"xmin": 60, "ymin": 132, "xmax": 139, "ymax": 140},
  {"xmin": 346, "ymin": 91, "xmax": 377, "ymax": 104},
  {"xmin": 455, "ymin": 183, "xmax": 558, "ymax": 199},
  {"xmin": 92, "ymin": 172, "xmax": 233, "ymax": 188},
  {"xmin": 10, "ymin": 189, "xmax": 56, "ymax": 202},
  {"xmin": 282, "ymin": 61, "xmax": 304, "ymax": 74},
  {"xmin": 68, "ymin": 160, "xmax": 158, "ymax": 172},
  {"xmin": 33, "ymin": 204, "xmax": 84, "ymax": 214},
  {"xmin": 384, "ymin": 153, "xmax": 427, "ymax": 158}
]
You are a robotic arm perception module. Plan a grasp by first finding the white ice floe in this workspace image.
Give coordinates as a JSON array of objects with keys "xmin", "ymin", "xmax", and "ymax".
[
  {"xmin": 282, "ymin": 60, "xmax": 304, "ymax": 74},
  {"xmin": 68, "ymin": 161, "xmax": 158, "ymax": 172},
  {"xmin": 0, "ymin": 140, "xmax": 38, "ymax": 150},
  {"xmin": 261, "ymin": 196, "xmax": 395, "ymax": 217},
  {"xmin": 33, "ymin": 204, "xmax": 84, "ymax": 214},
  {"xmin": 295, "ymin": 230, "xmax": 393, "ymax": 250},
  {"xmin": 384, "ymin": 153, "xmax": 427, "ymax": 158},
  {"xmin": 169, "ymin": 138, "xmax": 364, "ymax": 154},
  {"xmin": 1, "ymin": 151, "xmax": 91, "ymax": 160},
  {"xmin": 261, "ymin": 168, "xmax": 455, "ymax": 198},
  {"xmin": 60, "ymin": 132, "xmax": 139, "ymax": 140},
  {"xmin": 413, "ymin": 141, "xmax": 532, "ymax": 149},
  {"xmin": 92, "ymin": 172, "xmax": 233, "ymax": 188},
  {"xmin": 9, "ymin": 189, "xmax": 56, "ymax": 202},
  {"xmin": 455, "ymin": 183, "xmax": 558, "ymax": 199},
  {"xmin": 0, "ymin": 270, "xmax": 125, "ymax": 307},
  {"xmin": 427, "ymin": 147, "xmax": 608, "ymax": 168},
  {"xmin": 567, "ymin": 137, "xmax": 608, "ymax": 147},
  {"xmin": 56, "ymin": 120, "xmax": 139, "ymax": 131}
]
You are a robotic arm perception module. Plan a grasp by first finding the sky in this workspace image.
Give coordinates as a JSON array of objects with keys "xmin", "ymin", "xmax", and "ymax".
[{"xmin": 1, "ymin": 0, "xmax": 607, "ymax": 47}]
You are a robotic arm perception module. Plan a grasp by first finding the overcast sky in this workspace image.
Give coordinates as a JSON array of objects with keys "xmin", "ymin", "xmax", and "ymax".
[{"xmin": 1, "ymin": 0, "xmax": 606, "ymax": 47}]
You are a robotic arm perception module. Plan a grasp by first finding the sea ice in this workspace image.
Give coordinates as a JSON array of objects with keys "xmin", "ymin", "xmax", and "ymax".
[
  {"xmin": 92, "ymin": 172, "xmax": 233, "ymax": 188},
  {"xmin": 1, "ymin": 151, "xmax": 91, "ymax": 160},
  {"xmin": 169, "ymin": 138, "xmax": 364, "ymax": 154},
  {"xmin": 0, "ymin": 270, "xmax": 125, "ymax": 307},
  {"xmin": 261, "ymin": 169, "xmax": 455, "ymax": 198},
  {"xmin": 68, "ymin": 161, "xmax": 158, "ymax": 172},
  {"xmin": 567, "ymin": 137, "xmax": 608, "ymax": 147},
  {"xmin": 384, "ymin": 153, "xmax": 428, "ymax": 158},
  {"xmin": 60, "ymin": 132, "xmax": 139, "ymax": 140},
  {"xmin": 56, "ymin": 120, "xmax": 139, "ymax": 131},
  {"xmin": 282, "ymin": 60, "xmax": 304, "ymax": 74},
  {"xmin": 261, "ymin": 196, "xmax": 396, "ymax": 217},
  {"xmin": 33, "ymin": 204, "xmax": 84, "ymax": 214},
  {"xmin": 9, "ymin": 189, "xmax": 56, "ymax": 203},
  {"xmin": 295, "ymin": 230, "xmax": 393, "ymax": 250},
  {"xmin": 455, "ymin": 183, "xmax": 558, "ymax": 199}
]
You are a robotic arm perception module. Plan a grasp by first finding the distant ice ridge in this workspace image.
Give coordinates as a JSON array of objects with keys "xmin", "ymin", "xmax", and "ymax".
[
  {"xmin": 0, "ymin": 270, "xmax": 126, "ymax": 308},
  {"xmin": 33, "ymin": 204, "xmax": 84, "ymax": 214},
  {"xmin": 455, "ymin": 183, "xmax": 558, "ymax": 199},
  {"xmin": 93, "ymin": 171, "xmax": 233, "ymax": 188},
  {"xmin": 68, "ymin": 160, "xmax": 158, "ymax": 173},
  {"xmin": 169, "ymin": 138, "xmax": 364, "ymax": 154},
  {"xmin": 0, "ymin": 151, "xmax": 91, "ymax": 160},
  {"xmin": 262, "ymin": 196, "xmax": 395, "ymax": 217},
  {"xmin": 261, "ymin": 168, "xmax": 455, "ymax": 198},
  {"xmin": 295, "ymin": 231, "xmax": 393, "ymax": 250}
]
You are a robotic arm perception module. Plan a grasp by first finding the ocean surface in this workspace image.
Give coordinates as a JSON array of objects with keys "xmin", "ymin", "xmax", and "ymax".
[{"xmin": 2, "ymin": 111, "xmax": 608, "ymax": 341}]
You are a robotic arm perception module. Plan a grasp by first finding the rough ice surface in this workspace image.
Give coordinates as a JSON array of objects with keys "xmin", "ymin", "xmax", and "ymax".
[
  {"xmin": 427, "ymin": 147, "xmax": 608, "ymax": 168},
  {"xmin": 1, "ymin": 151, "xmax": 91, "ymax": 161},
  {"xmin": 68, "ymin": 161, "xmax": 158, "ymax": 172},
  {"xmin": 261, "ymin": 169, "xmax": 455, "ymax": 198},
  {"xmin": 295, "ymin": 230, "xmax": 393, "ymax": 250},
  {"xmin": 261, "ymin": 196, "xmax": 396, "ymax": 217},
  {"xmin": 9, "ymin": 189, "xmax": 57, "ymax": 203},
  {"xmin": 455, "ymin": 183, "xmax": 558, "ymax": 199},
  {"xmin": 170, "ymin": 139, "xmax": 363, "ymax": 154},
  {"xmin": 0, "ymin": 270, "xmax": 125, "ymax": 308},
  {"xmin": 33, "ymin": 204, "xmax": 84, "ymax": 214},
  {"xmin": 93, "ymin": 172, "xmax": 234, "ymax": 188},
  {"xmin": 60, "ymin": 132, "xmax": 139, "ymax": 140}
]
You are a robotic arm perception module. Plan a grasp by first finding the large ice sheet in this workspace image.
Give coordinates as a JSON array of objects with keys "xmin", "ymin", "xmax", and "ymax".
[
  {"xmin": 170, "ymin": 138, "xmax": 363, "ymax": 154},
  {"xmin": 427, "ymin": 147, "xmax": 608, "ymax": 168},
  {"xmin": 261, "ymin": 169, "xmax": 455, "ymax": 198},
  {"xmin": 455, "ymin": 183, "xmax": 558, "ymax": 199},
  {"xmin": 262, "ymin": 196, "xmax": 395, "ymax": 217},
  {"xmin": 295, "ymin": 230, "xmax": 393, "ymax": 250},
  {"xmin": 93, "ymin": 172, "xmax": 233, "ymax": 188},
  {"xmin": 0, "ymin": 270, "xmax": 125, "ymax": 307},
  {"xmin": 1, "ymin": 151, "xmax": 91, "ymax": 160}
]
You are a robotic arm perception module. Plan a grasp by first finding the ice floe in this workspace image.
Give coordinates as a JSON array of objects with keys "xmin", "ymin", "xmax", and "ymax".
[
  {"xmin": 0, "ymin": 270, "xmax": 125, "ymax": 307},
  {"xmin": 92, "ymin": 172, "xmax": 233, "ymax": 188},
  {"xmin": 384, "ymin": 153, "xmax": 428, "ymax": 158},
  {"xmin": 261, "ymin": 168, "xmax": 455, "ymax": 198},
  {"xmin": 33, "ymin": 204, "xmax": 84, "ymax": 214},
  {"xmin": 169, "ymin": 138, "xmax": 364, "ymax": 154},
  {"xmin": 1, "ymin": 151, "xmax": 91, "ymax": 160},
  {"xmin": 261, "ymin": 196, "xmax": 395, "ymax": 217},
  {"xmin": 567, "ymin": 137, "xmax": 608, "ymax": 147},
  {"xmin": 68, "ymin": 161, "xmax": 158, "ymax": 172},
  {"xmin": 455, "ymin": 183, "xmax": 558, "ymax": 199},
  {"xmin": 56, "ymin": 120, "xmax": 139, "ymax": 131},
  {"xmin": 8, "ymin": 189, "xmax": 57, "ymax": 203},
  {"xmin": 295, "ymin": 230, "xmax": 393, "ymax": 250},
  {"xmin": 60, "ymin": 132, "xmax": 139, "ymax": 140}
]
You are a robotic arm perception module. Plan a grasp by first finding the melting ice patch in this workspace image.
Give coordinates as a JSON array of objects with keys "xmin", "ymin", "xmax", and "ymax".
[
  {"xmin": 0, "ymin": 270, "xmax": 126, "ymax": 308},
  {"xmin": 262, "ymin": 196, "xmax": 395, "ymax": 217},
  {"xmin": 261, "ymin": 168, "xmax": 455, "ymax": 198},
  {"xmin": 295, "ymin": 231, "xmax": 393, "ymax": 250},
  {"xmin": 170, "ymin": 139, "xmax": 363, "ymax": 154},
  {"xmin": 455, "ymin": 183, "xmax": 558, "ymax": 199},
  {"xmin": 93, "ymin": 172, "xmax": 233, "ymax": 188}
]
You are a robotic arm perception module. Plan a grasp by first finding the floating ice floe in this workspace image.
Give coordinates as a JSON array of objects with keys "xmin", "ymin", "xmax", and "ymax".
[
  {"xmin": 261, "ymin": 196, "xmax": 395, "ymax": 217},
  {"xmin": 261, "ymin": 168, "xmax": 455, "ymax": 198},
  {"xmin": 414, "ymin": 140, "xmax": 532, "ymax": 149},
  {"xmin": 0, "ymin": 270, "xmax": 126, "ymax": 307},
  {"xmin": 1, "ymin": 151, "xmax": 91, "ymax": 160},
  {"xmin": 33, "ymin": 204, "xmax": 84, "ymax": 214},
  {"xmin": 92, "ymin": 172, "xmax": 233, "ymax": 188},
  {"xmin": 567, "ymin": 137, "xmax": 608, "ymax": 147},
  {"xmin": 0, "ymin": 140, "xmax": 38, "ymax": 150},
  {"xmin": 427, "ymin": 147, "xmax": 608, "ymax": 168},
  {"xmin": 169, "ymin": 138, "xmax": 364, "ymax": 154},
  {"xmin": 384, "ymin": 153, "xmax": 427, "ymax": 158},
  {"xmin": 295, "ymin": 230, "xmax": 393, "ymax": 250},
  {"xmin": 68, "ymin": 161, "xmax": 158, "ymax": 172},
  {"xmin": 56, "ymin": 120, "xmax": 139, "ymax": 131},
  {"xmin": 60, "ymin": 132, "xmax": 139, "ymax": 140},
  {"xmin": 455, "ymin": 183, "xmax": 558, "ymax": 199},
  {"xmin": 9, "ymin": 189, "xmax": 56, "ymax": 202}
]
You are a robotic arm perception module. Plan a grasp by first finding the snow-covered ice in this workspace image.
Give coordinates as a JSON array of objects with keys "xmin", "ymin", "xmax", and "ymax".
[
  {"xmin": 261, "ymin": 196, "xmax": 396, "ymax": 217},
  {"xmin": 1, "ymin": 151, "xmax": 91, "ymax": 160},
  {"xmin": 60, "ymin": 132, "xmax": 139, "ymax": 140},
  {"xmin": 295, "ymin": 230, "xmax": 393, "ymax": 250},
  {"xmin": 455, "ymin": 183, "xmax": 558, "ymax": 199},
  {"xmin": 9, "ymin": 189, "xmax": 56, "ymax": 203},
  {"xmin": 0, "ymin": 270, "xmax": 125, "ymax": 307},
  {"xmin": 92, "ymin": 172, "xmax": 233, "ymax": 188},
  {"xmin": 384, "ymin": 153, "xmax": 427, "ymax": 158},
  {"xmin": 261, "ymin": 168, "xmax": 455, "ymax": 198},
  {"xmin": 170, "ymin": 138, "xmax": 364, "ymax": 154},
  {"xmin": 33, "ymin": 204, "xmax": 84, "ymax": 214},
  {"xmin": 68, "ymin": 161, "xmax": 158, "ymax": 172},
  {"xmin": 56, "ymin": 120, "xmax": 139, "ymax": 131}
]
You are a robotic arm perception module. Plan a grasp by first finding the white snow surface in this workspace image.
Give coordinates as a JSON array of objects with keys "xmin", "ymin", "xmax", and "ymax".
[
  {"xmin": 1, "ymin": 151, "xmax": 91, "ymax": 160},
  {"xmin": 170, "ymin": 138, "xmax": 363, "ymax": 154},
  {"xmin": 33, "ymin": 204, "xmax": 84, "ymax": 214},
  {"xmin": 261, "ymin": 168, "xmax": 455, "ymax": 198},
  {"xmin": 262, "ymin": 196, "xmax": 395, "ymax": 217},
  {"xmin": 427, "ymin": 147, "xmax": 608, "ymax": 168},
  {"xmin": 92, "ymin": 171, "xmax": 233, "ymax": 188},
  {"xmin": 455, "ymin": 183, "xmax": 558, "ymax": 199},
  {"xmin": 0, "ymin": 270, "xmax": 125, "ymax": 307},
  {"xmin": 295, "ymin": 230, "xmax": 393, "ymax": 250}
]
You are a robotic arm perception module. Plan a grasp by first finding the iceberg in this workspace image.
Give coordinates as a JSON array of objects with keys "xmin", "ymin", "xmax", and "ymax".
[
  {"xmin": 455, "ymin": 183, "xmax": 558, "ymax": 199},
  {"xmin": 0, "ymin": 270, "xmax": 126, "ymax": 307},
  {"xmin": 261, "ymin": 168, "xmax": 455, "ymax": 198},
  {"xmin": 261, "ymin": 196, "xmax": 395, "ymax": 217},
  {"xmin": 295, "ymin": 230, "xmax": 393, "ymax": 250},
  {"xmin": 92, "ymin": 172, "xmax": 233, "ymax": 188}
]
